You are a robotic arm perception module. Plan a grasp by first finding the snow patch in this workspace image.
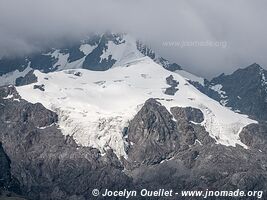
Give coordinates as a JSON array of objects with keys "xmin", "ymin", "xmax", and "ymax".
[
  {"xmin": 79, "ymin": 44, "xmax": 96, "ymax": 55},
  {"xmin": 210, "ymin": 84, "xmax": 227, "ymax": 98},
  {"xmin": 175, "ymin": 70, "xmax": 205, "ymax": 86},
  {"xmin": 3, "ymin": 94, "xmax": 14, "ymax": 99}
]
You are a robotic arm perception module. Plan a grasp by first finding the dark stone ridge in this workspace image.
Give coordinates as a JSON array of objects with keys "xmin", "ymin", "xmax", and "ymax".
[
  {"xmin": 165, "ymin": 87, "xmax": 178, "ymax": 96},
  {"xmin": 15, "ymin": 70, "xmax": 38, "ymax": 86},
  {"xmin": 170, "ymin": 107, "xmax": 204, "ymax": 123},
  {"xmin": 60, "ymin": 45, "xmax": 85, "ymax": 63},
  {"xmin": 124, "ymin": 99, "xmax": 267, "ymax": 200},
  {"xmin": 210, "ymin": 63, "xmax": 267, "ymax": 121},
  {"xmin": 193, "ymin": 63, "xmax": 267, "ymax": 121},
  {"xmin": 124, "ymin": 99, "xmax": 211, "ymax": 168},
  {"xmin": 189, "ymin": 79, "xmax": 222, "ymax": 102},
  {"xmin": 166, "ymin": 75, "xmax": 179, "ymax": 87},
  {"xmin": 136, "ymin": 41, "xmax": 182, "ymax": 71},
  {"xmin": 126, "ymin": 98, "xmax": 180, "ymax": 165},
  {"xmin": 0, "ymin": 57, "xmax": 29, "ymax": 76},
  {"xmin": 82, "ymin": 33, "xmax": 121, "ymax": 71},
  {"xmin": 165, "ymin": 75, "xmax": 179, "ymax": 95},
  {"xmin": 0, "ymin": 86, "xmax": 131, "ymax": 200},
  {"xmin": 33, "ymin": 84, "xmax": 45, "ymax": 91},
  {"xmin": 29, "ymin": 54, "xmax": 58, "ymax": 73},
  {"xmin": 240, "ymin": 122, "xmax": 267, "ymax": 152}
]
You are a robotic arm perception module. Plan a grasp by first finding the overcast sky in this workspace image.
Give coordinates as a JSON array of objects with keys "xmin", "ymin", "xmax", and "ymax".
[{"xmin": 0, "ymin": 0, "xmax": 266, "ymax": 78}]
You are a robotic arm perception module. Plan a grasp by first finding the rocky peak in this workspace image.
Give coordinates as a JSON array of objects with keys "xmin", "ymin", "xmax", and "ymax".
[
  {"xmin": 125, "ymin": 99, "xmax": 212, "ymax": 167},
  {"xmin": 212, "ymin": 63, "xmax": 266, "ymax": 86},
  {"xmin": 126, "ymin": 98, "xmax": 180, "ymax": 165},
  {"xmin": 207, "ymin": 63, "xmax": 267, "ymax": 121}
]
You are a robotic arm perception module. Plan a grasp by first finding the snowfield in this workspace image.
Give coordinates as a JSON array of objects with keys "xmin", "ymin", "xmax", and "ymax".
[{"xmin": 16, "ymin": 57, "xmax": 256, "ymax": 158}]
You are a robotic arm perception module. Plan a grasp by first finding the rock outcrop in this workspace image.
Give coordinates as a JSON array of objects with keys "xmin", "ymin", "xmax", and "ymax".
[
  {"xmin": 1, "ymin": 88, "xmax": 267, "ymax": 200},
  {"xmin": 0, "ymin": 86, "xmax": 131, "ymax": 200}
]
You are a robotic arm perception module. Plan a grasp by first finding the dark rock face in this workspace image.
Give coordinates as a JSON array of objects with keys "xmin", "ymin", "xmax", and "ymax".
[
  {"xmin": 0, "ymin": 142, "xmax": 23, "ymax": 199},
  {"xmin": 125, "ymin": 99, "xmax": 267, "ymax": 200},
  {"xmin": 2, "ymin": 101, "xmax": 58, "ymax": 128},
  {"xmin": 1, "ymin": 87, "xmax": 267, "ymax": 200},
  {"xmin": 15, "ymin": 70, "xmax": 38, "ymax": 86},
  {"xmin": 29, "ymin": 54, "xmax": 59, "ymax": 73},
  {"xmin": 240, "ymin": 122, "xmax": 267, "ymax": 152},
  {"xmin": 0, "ymin": 58, "xmax": 29, "ymax": 76},
  {"xmin": 199, "ymin": 63, "xmax": 267, "ymax": 121},
  {"xmin": 0, "ymin": 53, "xmax": 58, "ymax": 78},
  {"xmin": 136, "ymin": 41, "xmax": 182, "ymax": 71},
  {"xmin": 189, "ymin": 79, "xmax": 222, "ymax": 102},
  {"xmin": 0, "ymin": 86, "xmax": 131, "ymax": 200},
  {"xmin": 170, "ymin": 107, "xmax": 204, "ymax": 124},
  {"xmin": 165, "ymin": 75, "xmax": 179, "ymax": 95},
  {"xmin": 125, "ymin": 99, "xmax": 213, "ymax": 169},
  {"xmin": 211, "ymin": 64, "xmax": 267, "ymax": 119},
  {"xmin": 0, "ymin": 142, "xmax": 11, "ymax": 188},
  {"xmin": 126, "ymin": 99, "xmax": 180, "ymax": 165},
  {"xmin": 61, "ymin": 45, "xmax": 85, "ymax": 63},
  {"xmin": 33, "ymin": 84, "xmax": 45, "ymax": 91},
  {"xmin": 82, "ymin": 33, "xmax": 121, "ymax": 71}
]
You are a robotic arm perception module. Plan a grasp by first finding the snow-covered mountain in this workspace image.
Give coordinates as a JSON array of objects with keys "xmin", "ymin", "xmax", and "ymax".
[
  {"xmin": 2, "ymin": 32, "xmax": 267, "ymax": 200},
  {"xmin": 0, "ymin": 33, "xmax": 181, "ymax": 86},
  {"xmin": 0, "ymin": 32, "xmax": 260, "ymax": 158},
  {"xmin": 16, "ymin": 57, "xmax": 255, "ymax": 158}
]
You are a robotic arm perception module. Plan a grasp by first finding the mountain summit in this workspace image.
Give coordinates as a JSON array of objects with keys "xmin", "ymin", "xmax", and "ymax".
[
  {"xmin": 0, "ymin": 33, "xmax": 181, "ymax": 86},
  {"xmin": 1, "ymin": 32, "xmax": 267, "ymax": 200}
]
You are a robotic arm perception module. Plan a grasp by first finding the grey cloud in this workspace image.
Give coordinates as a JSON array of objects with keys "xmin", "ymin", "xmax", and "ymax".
[{"xmin": 0, "ymin": 0, "xmax": 266, "ymax": 78}]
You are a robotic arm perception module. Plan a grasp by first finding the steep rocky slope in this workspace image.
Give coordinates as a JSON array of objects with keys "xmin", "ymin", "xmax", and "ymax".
[
  {"xmin": 189, "ymin": 63, "xmax": 267, "ymax": 121},
  {"xmin": 1, "ymin": 86, "xmax": 267, "ymax": 200},
  {"xmin": 0, "ymin": 86, "xmax": 131, "ymax": 200}
]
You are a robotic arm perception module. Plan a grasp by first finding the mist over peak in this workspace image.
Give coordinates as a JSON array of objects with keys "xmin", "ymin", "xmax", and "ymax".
[{"xmin": 0, "ymin": 0, "xmax": 267, "ymax": 78}]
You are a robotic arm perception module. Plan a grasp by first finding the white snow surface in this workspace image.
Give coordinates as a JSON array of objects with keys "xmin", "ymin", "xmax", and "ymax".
[
  {"xmin": 100, "ymin": 35, "xmax": 143, "ymax": 66},
  {"xmin": 0, "ymin": 33, "xmax": 207, "ymax": 91},
  {"xmin": 16, "ymin": 57, "xmax": 256, "ymax": 158},
  {"xmin": 210, "ymin": 84, "xmax": 229, "ymax": 106},
  {"xmin": 175, "ymin": 70, "xmax": 205, "ymax": 86},
  {"xmin": 79, "ymin": 44, "xmax": 96, "ymax": 55}
]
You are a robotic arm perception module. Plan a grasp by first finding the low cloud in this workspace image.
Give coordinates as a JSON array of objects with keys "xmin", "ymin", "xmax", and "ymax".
[{"xmin": 0, "ymin": 0, "xmax": 266, "ymax": 78}]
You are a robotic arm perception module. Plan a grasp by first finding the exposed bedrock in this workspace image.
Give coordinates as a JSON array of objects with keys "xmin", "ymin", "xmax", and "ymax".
[
  {"xmin": 124, "ymin": 98, "xmax": 267, "ymax": 199},
  {"xmin": 1, "ymin": 87, "xmax": 267, "ymax": 200},
  {"xmin": 15, "ymin": 70, "xmax": 38, "ymax": 87},
  {"xmin": 0, "ymin": 86, "xmax": 132, "ymax": 200}
]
